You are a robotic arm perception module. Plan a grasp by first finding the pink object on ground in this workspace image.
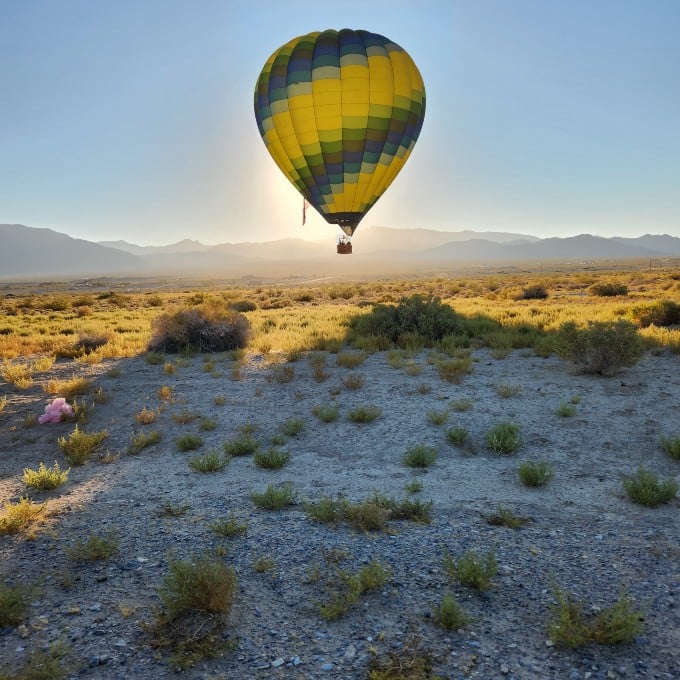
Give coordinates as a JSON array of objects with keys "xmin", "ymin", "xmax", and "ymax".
[{"xmin": 38, "ymin": 397, "xmax": 73, "ymax": 424}]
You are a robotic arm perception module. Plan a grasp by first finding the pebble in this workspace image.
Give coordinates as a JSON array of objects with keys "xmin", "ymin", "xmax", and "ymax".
[
  {"xmin": 500, "ymin": 663, "xmax": 510, "ymax": 674},
  {"xmin": 271, "ymin": 658, "xmax": 284, "ymax": 668},
  {"xmin": 321, "ymin": 662, "xmax": 334, "ymax": 671}
]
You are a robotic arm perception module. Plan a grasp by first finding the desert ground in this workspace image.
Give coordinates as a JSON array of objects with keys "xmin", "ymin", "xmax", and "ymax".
[{"xmin": 1, "ymin": 337, "xmax": 679, "ymax": 679}]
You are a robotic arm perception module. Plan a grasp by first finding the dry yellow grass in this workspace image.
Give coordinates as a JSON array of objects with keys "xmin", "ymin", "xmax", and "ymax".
[{"xmin": 0, "ymin": 268, "xmax": 678, "ymax": 363}]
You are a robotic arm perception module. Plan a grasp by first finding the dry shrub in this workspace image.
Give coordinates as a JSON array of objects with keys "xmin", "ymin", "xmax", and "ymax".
[
  {"xmin": 148, "ymin": 302, "xmax": 250, "ymax": 353},
  {"xmin": 556, "ymin": 320, "xmax": 644, "ymax": 376}
]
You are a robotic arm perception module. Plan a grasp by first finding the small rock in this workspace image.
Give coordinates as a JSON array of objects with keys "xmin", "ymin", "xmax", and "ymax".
[
  {"xmin": 344, "ymin": 644, "xmax": 357, "ymax": 661},
  {"xmin": 500, "ymin": 663, "xmax": 510, "ymax": 674},
  {"xmin": 271, "ymin": 658, "xmax": 284, "ymax": 668},
  {"xmin": 89, "ymin": 603, "xmax": 102, "ymax": 612},
  {"xmin": 291, "ymin": 656, "xmax": 301, "ymax": 666},
  {"xmin": 113, "ymin": 639, "xmax": 127, "ymax": 647},
  {"xmin": 545, "ymin": 639, "xmax": 554, "ymax": 647},
  {"xmin": 321, "ymin": 662, "xmax": 334, "ymax": 671}
]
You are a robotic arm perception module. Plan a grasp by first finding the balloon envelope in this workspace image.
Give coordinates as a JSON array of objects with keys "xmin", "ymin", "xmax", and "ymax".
[{"xmin": 254, "ymin": 29, "xmax": 426, "ymax": 236}]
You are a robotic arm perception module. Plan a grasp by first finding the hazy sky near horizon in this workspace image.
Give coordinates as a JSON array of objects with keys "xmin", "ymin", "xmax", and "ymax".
[{"xmin": 1, "ymin": 0, "xmax": 679, "ymax": 246}]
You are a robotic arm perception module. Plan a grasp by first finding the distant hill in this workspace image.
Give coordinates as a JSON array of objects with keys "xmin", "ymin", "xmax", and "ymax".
[
  {"xmin": 0, "ymin": 224, "xmax": 143, "ymax": 277},
  {"xmin": 2, "ymin": 223, "xmax": 680, "ymax": 280},
  {"xmin": 421, "ymin": 234, "xmax": 680, "ymax": 261}
]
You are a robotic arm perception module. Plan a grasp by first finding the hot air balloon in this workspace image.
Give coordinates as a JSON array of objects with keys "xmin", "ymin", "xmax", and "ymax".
[{"xmin": 254, "ymin": 29, "xmax": 426, "ymax": 254}]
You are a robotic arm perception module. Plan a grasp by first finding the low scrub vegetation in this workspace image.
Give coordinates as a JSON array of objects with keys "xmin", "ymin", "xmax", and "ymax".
[
  {"xmin": 622, "ymin": 467, "xmax": 678, "ymax": 506},
  {"xmin": 0, "ymin": 580, "xmax": 35, "ymax": 627},
  {"xmin": 403, "ymin": 444, "xmax": 438, "ymax": 468},
  {"xmin": 518, "ymin": 460, "xmax": 554, "ymax": 487},
  {"xmin": 433, "ymin": 591, "xmax": 471, "ymax": 630},
  {"xmin": 188, "ymin": 449, "xmax": 229, "ymax": 472},
  {"xmin": 58, "ymin": 426, "xmax": 108, "ymax": 465},
  {"xmin": 175, "ymin": 434, "xmax": 203, "ymax": 452},
  {"xmin": 148, "ymin": 302, "xmax": 250, "ymax": 353},
  {"xmin": 305, "ymin": 493, "xmax": 432, "ymax": 531},
  {"xmin": 152, "ymin": 553, "xmax": 237, "ymax": 669},
  {"xmin": 347, "ymin": 404, "xmax": 382, "ymax": 423},
  {"xmin": 66, "ymin": 531, "xmax": 120, "ymax": 562},
  {"xmin": 250, "ymin": 482, "xmax": 297, "ymax": 510},
  {"xmin": 312, "ymin": 403, "xmax": 339, "ymax": 423},
  {"xmin": 22, "ymin": 461, "xmax": 69, "ymax": 490},
  {"xmin": 444, "ymin": 548, "xmax": 498, "ymax": 591},
  {"xmin": 548, "ymin": 587, "xmax": 645, "ymax": 647},
  {"xmin": 486, "ymin": 422, "xmax": 520, "ymax": 455},
  {"xmin": 483, "ymin": 505, "xmax": 529, "ymax": 529},
  {"xmin": 318, "ymin": 559, "xmax": 391, "ymax": 621},
  {"xmin": 350, "ymin": 294, "xmax": 464, "ymax": 346},
  {"xmin": 253, "ymin": 447, "xmax": 289, "ymax": 470},
  {"xmin": 556, "ymin": 320, "xmax": 645, "ymax": 376},
  {"xmin": 223, "ymin": 435, "xmax": 258, "ymax": 457},
  {"xmin": 660, "ymin": 434, "xmax": 680, "ymax": 460},
  {"xmin": 0, "ymin": 498, "xmax": 46, "ymax": 535},
  {"xmin": 589, "ymin": 282, "xmax": 628, "ymax": 297}
]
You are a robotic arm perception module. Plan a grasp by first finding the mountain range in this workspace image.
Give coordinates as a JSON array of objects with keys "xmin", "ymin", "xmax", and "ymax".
[{"xmin": 1, "ymin": 223, "xmax": 679, "ymax": 280}]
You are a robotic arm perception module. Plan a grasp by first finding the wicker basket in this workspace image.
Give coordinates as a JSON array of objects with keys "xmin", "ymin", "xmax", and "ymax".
[{"xmin": 337, "ymin": 243, "xmax": 353, "ymax": 255}]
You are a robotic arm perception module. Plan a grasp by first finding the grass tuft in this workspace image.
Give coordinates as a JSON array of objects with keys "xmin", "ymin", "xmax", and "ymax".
[
  {"xmin": 58, "ymin": 426, "xmax": 108, "ymax": 465},
  {"xmin": 403, "ymin": 444, "xmax": 438, "ymax": 468},
  {"xmin": 128, "ymin": 429, "xmax": 161, "ymax": 455},
  {"xmin": 486, "ymin": 422, "xmax": 520, "ymax": 455},
  {"xmin": 660, "ymin": 434, "xmax": 680, "ymax": 460},
  {"xmin": 22, "ymin": 462, "xmax": 69, "ymax": 490},
  {"xmin": 347, "ymin": 405, "xmax": 382, "ymax": 423},
  {"xmin": 312, "ymin": 403, "xmax": 339, "ymax": 422},
  {"xmin": 253, "ymin": 447, "xmax": 289, "ymax": 470},
  {"xmin": 209, "ymin": 514, "xmax": 248, "ymax": 538},
  {"xmin": 444, "ymin": 548, "xmax": 497, "ymax": 591},
  {"xmin": 622, "ymin": 467, "xmax": 677, "ymax": 506},
  {"xmin": 250, "ymin": 482, "xmax": 297, "ymax": 510},
  {"xmin": 223, "ymin": 435, "xmax": 258, "ymax": 456},
  {"xmin": 548, "ymin": 587, "xmax": 644, "ymax": 647},
  {"xmin": 188, "ymin": 449, "xmax": 229, "ymax": 473},
  {"xmin": 280, "ymin": 417, "xmax": 305, "ymax": 437},
  {"xmin": 66, "ymin": 531, "xmax": 119, "ymax": 562},
  {"xmin": 176, "ymin": 434, "xmax": 203, "ymax": 452},
  {"xmin": 0, "ymin": 581, "xmax": 35, "ymax": 627},
  {"xmin": 433, "ymin": 591, "xmax": 471, "ymax": 630},
  {"xmin": 518, "ymin": 460, "xmax": 554, "ymax": 487},
  {"xmin": 483, "ymin": 505, "xmax": 529, "ymax": 529}
]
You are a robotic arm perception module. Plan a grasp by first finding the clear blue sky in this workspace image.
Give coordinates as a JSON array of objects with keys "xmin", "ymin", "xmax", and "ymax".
[{"xmin": 1, "ymin": 0, "xmax": 678, "ymax": 245}]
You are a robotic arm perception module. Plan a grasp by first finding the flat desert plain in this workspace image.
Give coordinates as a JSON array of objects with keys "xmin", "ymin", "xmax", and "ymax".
[{"xmin": 1, "ymin": 348, "xmax": 679, "ymax": 679}]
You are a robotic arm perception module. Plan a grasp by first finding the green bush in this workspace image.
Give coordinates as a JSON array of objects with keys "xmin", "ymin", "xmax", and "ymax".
[
  {"xmin": 633, "ymin": 299, "xmax": 680, "ymax": 327},
  {"xmin": 518, "ymin": 460, "xmax": 554, "ymax": 487},
  {"xmin": 148, "ymin": 302, "xmax": 250, "ymax": 353},
  {"xmin": 350, "ymin": 294, "xmax": 463, "ymax": 345},
  {"xmin": 519, "ymin": 284, "xmax": 548, "ymax": 300},
  {"xmin": 0, "ymin": 581, "xmax": 34, "ymax": 626},
  {"xmin": 548, "ymin": 587, "xmax": 644, "ymax": 647},
  {"xmin": 556, "ymin": 320, "xmax": 644, "ymax": 376},
  {"xmin": 444, "ymin": 548, "xmax": 497, "ymax": 591},
  {"xmin": 403, "ymin": 444, "xmax": 438, "ymax": 468},
  {"xmin": 660, "ymin": 434, "xmax": 680, "ymax": 460},
  {"xmin": 589, "ymin": 282, "xmax": 628, "ymax": 297},
  {"xmin": 228, "ymin": 299, "xmax": 257, "ymax": 313},
  {"xmin": 622, "ymin": 467, "xmax": 677, "ymax": 506},
  {"xmin": 486, "ymin": 422, "xmax": 520, "ymax": 455},
  {"xmin": 433, "ymin": 591, "xmax": 471, "ymax": 629}
]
